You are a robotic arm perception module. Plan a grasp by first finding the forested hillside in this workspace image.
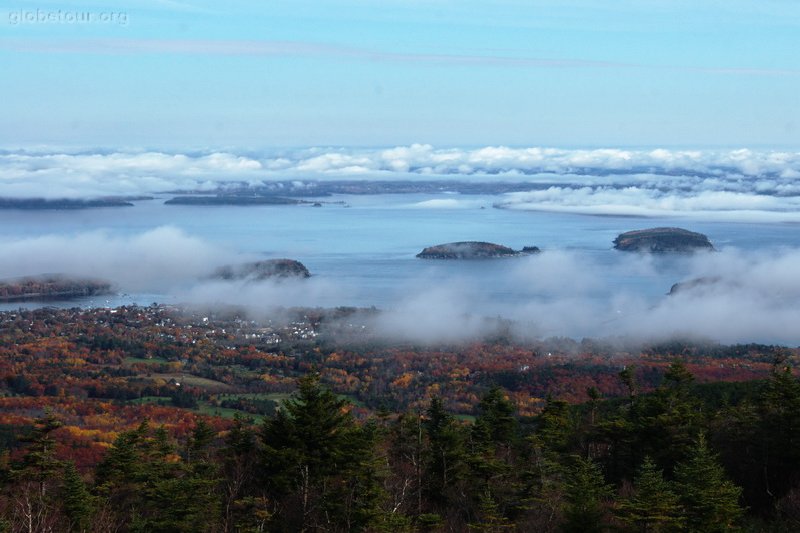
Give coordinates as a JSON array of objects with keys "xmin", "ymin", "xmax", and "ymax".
[{"xmin": 0, "ymin": 306, "xmax": 798, "ymax": 531}]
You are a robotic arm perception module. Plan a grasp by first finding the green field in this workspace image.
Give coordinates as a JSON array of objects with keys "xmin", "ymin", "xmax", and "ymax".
[
  {"xmin": 124, "ymin": 356, "xmax": 169, "ymax": 366},
  {"xmin": 214, "ymin": 392, "xmax": 291, "ymax": 402},
  {"xmin": 147, "ymin": 374, "xmax": 233, "ymax": 392}
]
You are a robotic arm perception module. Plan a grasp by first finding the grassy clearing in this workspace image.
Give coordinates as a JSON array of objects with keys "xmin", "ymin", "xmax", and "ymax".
[
  {"xmin": 195, "ymin": 401, "xmax": 265, "ymax": 422},
  {"xmin": 128, "ymin": 396, "xmax": 170, "ymax": 405},
  {"xmin": 147, "ymin": 374, "xmax": 234, "ymax": 392},
  {"xmin": 215, "ymin": 392, "xmax": 292, "ymax": 402},
  {"xmin": 125, "ymin": 397, "xmax": 265, "ymax": 422},
  {"xmin": 124, "ymin": 356, "xmax": 169, "ymax": 366}
]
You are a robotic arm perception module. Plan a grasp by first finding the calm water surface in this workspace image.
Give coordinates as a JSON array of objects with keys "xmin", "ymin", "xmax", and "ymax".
[{"xmin": 1, "ymin": 193, "xmax": 798, "ymax": 313}]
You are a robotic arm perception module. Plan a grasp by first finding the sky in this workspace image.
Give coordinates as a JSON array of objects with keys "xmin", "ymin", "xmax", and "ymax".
[{"xmin": 1, "ymin": 0, "xmax": 799, "ymax": 149}]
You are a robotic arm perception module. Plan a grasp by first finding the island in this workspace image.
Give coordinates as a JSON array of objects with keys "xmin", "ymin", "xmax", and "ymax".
[
  {"xmin": 668, "ymin": 276, "xmax": 736, "ymax": 296},
  {"xmin": 613, "ymin": 227, "xmax": 714, "ymax": 253},
  {"xmin": 0, "ymin": 197, "xmax": 139, "ymax": 210},
  {"xmin": 211, "ymin": 259, "xmax": 311, "ymax": 280},
  {"xmin": 0, "ymin": 275, "xmax": 112, "ymax": 302},
  {"xmin": 165, "ymin": 196, "xmax": 301, "ymax": 206},
  {"xmin": 416, "ymin": 241, "xmax": 540, "ymax": 259}
]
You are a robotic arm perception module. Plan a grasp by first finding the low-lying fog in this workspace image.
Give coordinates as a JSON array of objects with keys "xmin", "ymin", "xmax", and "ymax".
[{"xmin": 2, "ymin": 226, "xmax": 798, "ymax": 346}]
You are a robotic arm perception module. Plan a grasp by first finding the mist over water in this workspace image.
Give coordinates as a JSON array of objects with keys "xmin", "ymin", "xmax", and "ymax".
[{"xmin": 1, "ymin": 190, "xmax": 799, "ymax": 345}]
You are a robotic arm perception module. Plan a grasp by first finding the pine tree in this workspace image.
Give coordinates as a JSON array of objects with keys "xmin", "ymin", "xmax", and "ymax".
[
  {"xmin": 519, "ymin": 441, "xmax": 565, "ymax": 532},
  {"xmin": 95, "ymin": 420, "xmax": 148, "ymax": 487},
  {"xmin": 673, "ymin": 434, "xmax": 744, "ymax": 532},
  {"xmin": 260, "ymin": 373, "xmax": 384, "ymax": 531},
  {"xmin": 7, "ymin": 410, "xmax": 65, "ymax": 533},
  {"xmin": 470, "ymin": 488, "xmax": 514, "ymax": 532},
  {"xmin": 475, "ymin": 386, "xmax": 517, "ymax": 448},
  {"xmin": 561, "ymin": 457, "xmax": 612, "ymax": 533},
  {"xmin": 95, "ymin": 420, "xmax": 219, "ymax": 532},
  {"xmin": 468, "ymin": 387, "xmax": 519, "ymax": 527},
  {"xmin": 17, "ymin": 410, "xmax": 64, "ymax": 498},
  {"xmin": 615, "ymin": 456, "xmax": 684, "ymax": 532},
  {"xmin": 220, "ymin": 414, "xmax": 262, "ymax": 532},
  {"xmin": 61, "ymin": 462, "xmax": 94, "ymax": 533},
  {"xmin": 757, "ymin": 363, "xmax": 800, "ymax": 506},
  {"xmin": 423, "ymin": 396, "xmax": 466, "ymax": 510},
  {"xmin": 146, "ymin": 420, "xmax": 222, "ymax": 533},
  {"xmin": 534, "ymin": 397, "xmax": 573, "ymax": 456},
  {"xmin": 609, "ymin": 361, "xmax": 702, "ymax": 483},
  {"xmin": 638, "ymin": 362, "xmax": 701, "ymax": 469},
  {"xmin": 186, "ymin": 418, "xmax": 216, "ymax": 465}
]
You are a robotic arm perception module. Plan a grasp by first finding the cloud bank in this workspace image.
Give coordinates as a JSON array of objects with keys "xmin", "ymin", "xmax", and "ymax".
[
  {"xmin": 367, "ymin": 248, "xmax": 800, "ymax": 346},
  {"xmin": 0, "ymin": 151, "xmax": 264, "ymax": 198},
  {"xmin": 0, "ymin": 227, "xmax": 234, "ymax": 292},
  {"xmin": 4, "ymin": 145, "xmax": 800, "ymax": 220}
]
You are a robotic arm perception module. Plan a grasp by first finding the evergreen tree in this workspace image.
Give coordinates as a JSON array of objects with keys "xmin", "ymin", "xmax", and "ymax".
[
  {"xmin": 96, "ymin": 420, "xmax": 220, "ymax": 532},
  {"xmin": 561, "ymin": 457, "xmax": 612, "ymax": 533},
  {"xmin": 146, "ymin": 421, "xmax": 222, "ymax": 533},
  {"xmin": 186, "ymin": 418, "xmax": 216, "ymax": 465},
  {"xmin": 7, "ymin": 410, "xmax": 65, "ymax": 532},
  {"xmin": 519, "ymin": 441, "xmax": 565, "ymax": 532},
  {"xmin": 61, "ymin": 461, "xmax": 94, "ymax": 533},
  {"xmin": 95, "ymin": 420, "xmax": 149, "ymax": 487},
  {"xmin": 673, "ymin": 434, "xmax": 744, "ymax": 532},
  {"xmin": 534, "ymin": 397, "xmax": 574, "ymax": 457},
  {"xmin": 469, "ymin": 488, "xmax": 514, "ymax": 532},
  {"xmin": 259, "ymin": 373, "xmax": 384, "ymax": 531},
  {"xmin": 422, "ymin": 396, "xmax": 466, "ymax": 512},
  {"xmin": 220, "ymin": 414, "xmax": 266, "ymax": 532},
  {"xmin": 619, "ymin": 366, "xmax": 637, "ymax": 404},
  {"xmin": 600, "ymin": 362, "xmax": 701, "ymax": 484},
  {"xmin": 615, "ymin": 456, "xmax": 684, "ymax": 532},
  {"xmin": 17, "ymin": 410, "xmax": 64, "ymax": 497},
  {"xmin": 468, "ymin": 387, "xmax": 520, "ymax": 527},
  {"xmin": 475, "ymin": 386, "xmax": 517, "ymax": 448},
  {"xmin": 757, "ymin": 363, "xmax": 800, "ymax": 506},
  {"xmin": 632, "ymin": 361, "xmax": 702, "ymax": 472}
]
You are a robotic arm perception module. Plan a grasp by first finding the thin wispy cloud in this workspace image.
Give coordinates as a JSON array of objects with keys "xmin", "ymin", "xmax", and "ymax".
[{"xmin": 2, "ymin": 37, "xmax": 798, "ymax": 76}]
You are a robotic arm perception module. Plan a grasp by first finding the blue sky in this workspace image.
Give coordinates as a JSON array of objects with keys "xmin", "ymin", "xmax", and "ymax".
[{"xmin": 1, "ymin": 0, "xmax": 799, "ymax": 149}]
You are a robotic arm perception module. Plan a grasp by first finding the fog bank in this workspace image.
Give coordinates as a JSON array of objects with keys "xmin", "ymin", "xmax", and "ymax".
[{"xmin": 1, "ymin": 227, "xmax": 799, "ymax": 345}]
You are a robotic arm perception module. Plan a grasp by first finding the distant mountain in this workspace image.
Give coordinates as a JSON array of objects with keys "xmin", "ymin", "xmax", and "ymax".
[
  {"xmin": 211, "ymin": 259, "xmax": 311, "ymax": 280},
  {"xmin": 416, "ymin": 241, "xmax": 540, "ymax": 259},
  {"xmin": 614, "ymin": 227, "xmax": 714, "ymax": 253}
]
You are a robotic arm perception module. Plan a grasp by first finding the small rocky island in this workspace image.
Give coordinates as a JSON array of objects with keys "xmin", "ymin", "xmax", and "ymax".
[
  {"xmin": 613, "ymin": 227, "xmax": 714, "ymax": 253},
  {"xmin": 668, "ymin": 276, "xmax": 735, "ymax": 296},
  {"xmin": 417, "ymin": 241, "xmax": 540, "ymax": 259},
  {"xmin": 0, "ymin": 275, "xmax": 112, "ymax": 302},
  {"xmin": 211, "ymin": 259, "xmax": 311, "ymax": 280}
]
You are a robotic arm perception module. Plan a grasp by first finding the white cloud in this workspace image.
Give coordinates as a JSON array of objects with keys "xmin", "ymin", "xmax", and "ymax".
[
  {"xmin": 2, "ymin": 145, "xmax": 800, "ymax": 221},
  {"xmin": 407, "ymin": 198, "xmax": 485, "ymax": 209},
  {"xmin": 0, "ymin": 151, "xmax": 264, "ymax": 198}
]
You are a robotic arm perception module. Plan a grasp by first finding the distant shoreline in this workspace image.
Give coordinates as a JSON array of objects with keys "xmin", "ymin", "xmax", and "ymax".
[{"xmin": 0, "ymin": 197, "xmax": 151, "ymax": 210}]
